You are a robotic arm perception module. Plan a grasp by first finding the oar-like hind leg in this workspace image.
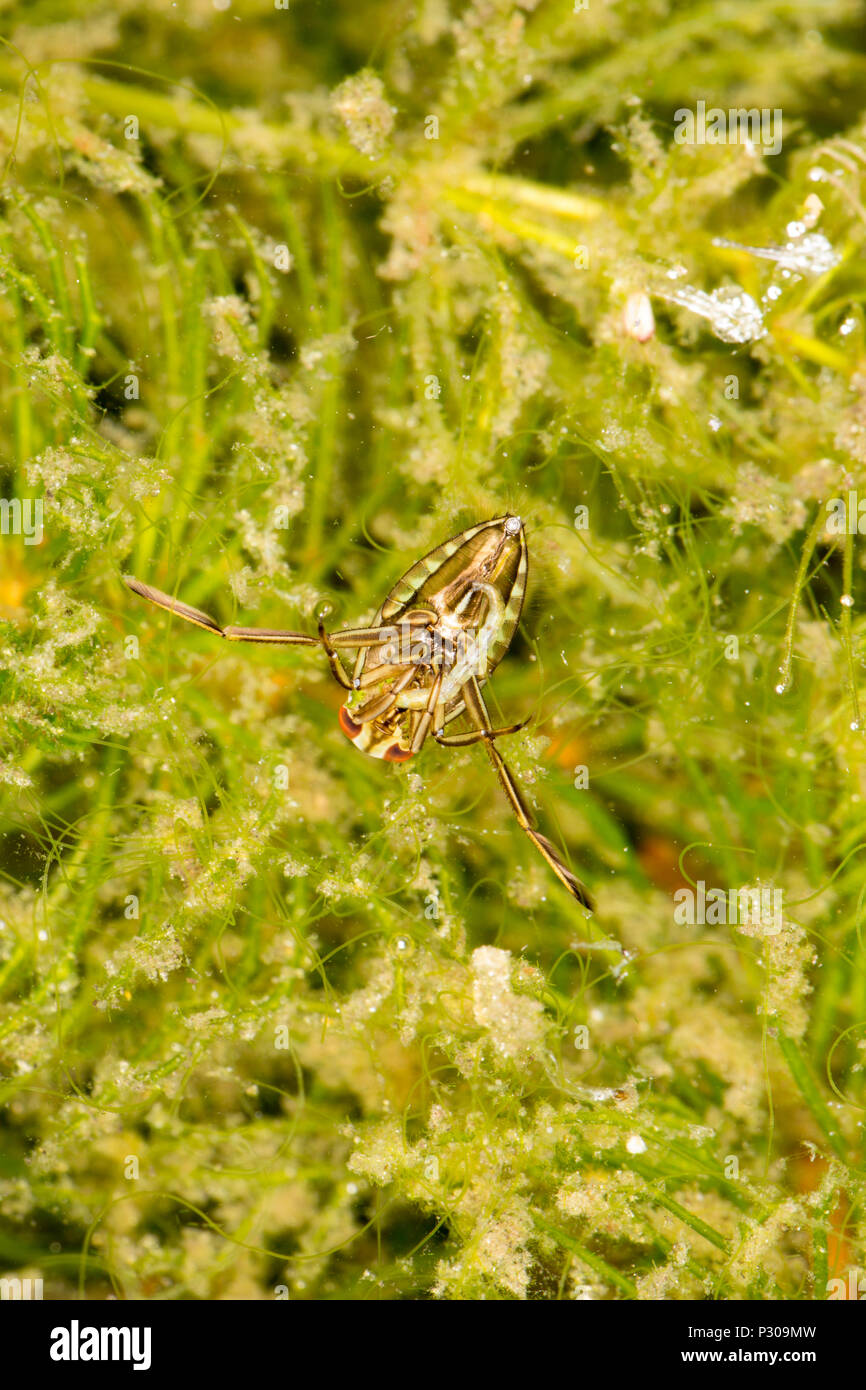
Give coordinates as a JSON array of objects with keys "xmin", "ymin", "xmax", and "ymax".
[
  {"xmin": 124, "ymin": 576, "xmax": 319, "ymax": 647},
  {"xmin": 125, "ymin": 576, "xmax": 422, "ymax": 685},
  {"xmin": 435, "ymin": 717, "xmax": 529, "ymax": 747},
  {"xmin": 460, "ymin": 675, "xmax": 593, "ymax": 911}
]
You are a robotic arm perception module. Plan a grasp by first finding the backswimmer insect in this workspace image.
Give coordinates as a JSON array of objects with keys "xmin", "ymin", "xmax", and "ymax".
[{"xmin": 124, "ymin": 515, "xmax": 592, "ymax": 910}]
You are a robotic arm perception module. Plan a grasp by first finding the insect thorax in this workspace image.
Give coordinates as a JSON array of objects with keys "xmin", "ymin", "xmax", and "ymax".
[{"xmin": 340, "ymin": 515, "xmax": 527, "ymax": 761}]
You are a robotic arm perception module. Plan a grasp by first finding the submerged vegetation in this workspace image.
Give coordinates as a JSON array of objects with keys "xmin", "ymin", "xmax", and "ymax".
[{"xmin": 1, "ymin": 0, "xmax": 866, "ymax": 1300}]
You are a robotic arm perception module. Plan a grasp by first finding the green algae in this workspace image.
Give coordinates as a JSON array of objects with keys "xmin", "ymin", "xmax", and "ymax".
[{"xmin": 0, "ymin": 0, "xmax": 865, "ymax": 1300}]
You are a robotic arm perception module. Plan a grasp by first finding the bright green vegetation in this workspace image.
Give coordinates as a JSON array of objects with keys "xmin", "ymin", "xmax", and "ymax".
[{"xmin": 1, "ymin": 0, "xmax": 866, "ymax": 1300}]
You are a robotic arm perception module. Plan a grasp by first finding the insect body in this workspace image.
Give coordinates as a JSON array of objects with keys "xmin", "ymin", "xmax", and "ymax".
[{"xmin": 124, "ymin": 515, "xmax": 592, "ymax": 909}]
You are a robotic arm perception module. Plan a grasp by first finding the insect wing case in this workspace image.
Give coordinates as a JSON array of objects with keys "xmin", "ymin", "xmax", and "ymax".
[{"xmin": 352, "ymin": 516, "xmax": 527, "ymax": 692}]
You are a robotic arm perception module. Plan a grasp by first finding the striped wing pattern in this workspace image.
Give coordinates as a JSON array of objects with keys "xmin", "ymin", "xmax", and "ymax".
[{"xmin": 352, "ymin": 516, "xmax": 527, "ymax": 694}]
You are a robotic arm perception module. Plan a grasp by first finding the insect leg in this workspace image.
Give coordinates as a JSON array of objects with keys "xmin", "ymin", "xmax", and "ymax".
[
  {"xmin": 461, "ymin": 676, "xmax": 592, "ymax": 911},
  {"xmin": 124, "ymin": 577, "xmax": 317, "ymax": 646},
  {"xmin": 326, "ymin": 618, "xmax": 428, "ymax": 650},
  {"xmin": 324, "ymin": 613, "xmax": 438, "ymax": 689},
  {"xmin": 409, "ymin": 670, "xmax": 444, "ymax": 754},
  {"xmin": 352, "ymin": 666, "xmax": 417, "ymax": 723},
  {"xmin": 317, "ymin": 619, "xmax": 355, "ymax": 690},
  {"xmin": 435, "ymin": 717, "xmax": 530, "ymax": 747},
  {"xmin": 357, "ymin": 662, "xmax": 415, "ymax": 689},
  {"xmin": 224, "ymin": 626, "xmax": 319, "ymax": 646}
]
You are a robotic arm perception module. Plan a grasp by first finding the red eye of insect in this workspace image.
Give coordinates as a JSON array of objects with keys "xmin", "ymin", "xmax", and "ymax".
[
  {"xmin": 338, "ymin": 706, "xmax": 362, "ymax": 739},
  {"xmin": 383, "ymin": 744, "xmax": 414, "ymax": 763}
]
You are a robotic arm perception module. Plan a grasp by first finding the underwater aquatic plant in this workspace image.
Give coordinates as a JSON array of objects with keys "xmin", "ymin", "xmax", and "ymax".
[{"xmin": 0, "ymin": 0, "xmax": 865, "ymax": 1303}]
